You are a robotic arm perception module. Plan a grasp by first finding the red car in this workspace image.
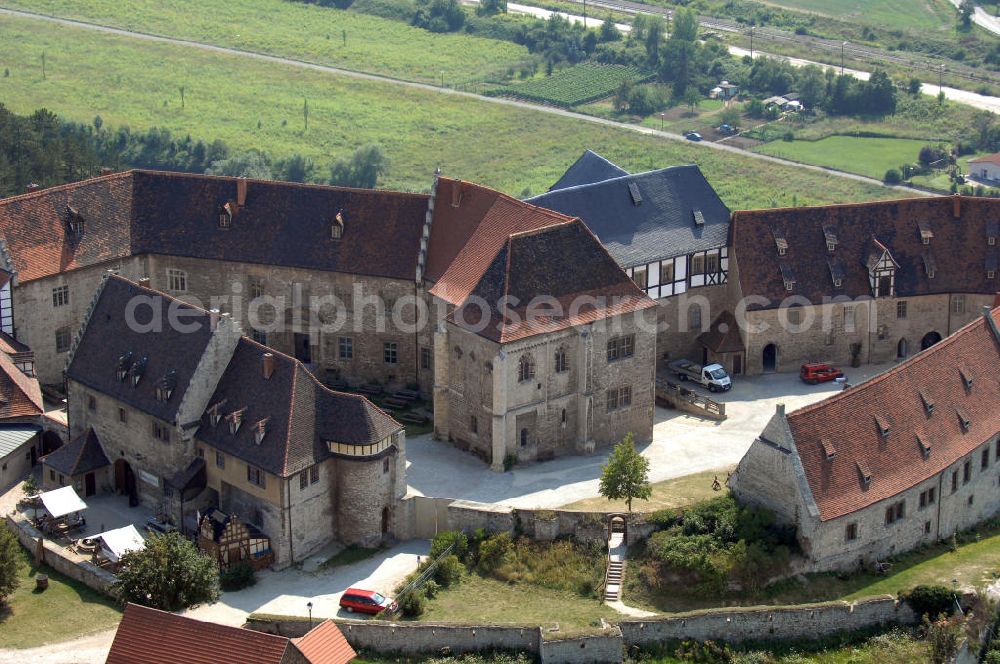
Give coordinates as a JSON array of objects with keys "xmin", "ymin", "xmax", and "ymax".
[
  {"xmin": 339, "ymin": 588, "xmax": 397, "ymax": 615},
  {"xmin": 800, "ymin": 363, "xmax": 844, "ymax": 385}
]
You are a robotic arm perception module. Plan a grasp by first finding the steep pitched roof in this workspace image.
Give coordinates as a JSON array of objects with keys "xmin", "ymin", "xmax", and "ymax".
[
  {"xmin": 196, "ymin": 339, "xmax": 402, "ymax": 477},
  {"xmin": 547, "ymin": 150, "xmax": 629, "ymax": 192},
  {"xmin": 41, "ymin": 428, "xmax": 109, "ymax": 476},
  {"xmin": 528, "ymin": 165, "xmax": 731, "ymax": 269},
  {"xmin": 0, "ymin": 170, "xmax": 429, "ymax": 283},
  {"xmin": 450, "ymin": 220, "xmax": 655, "ymax": 343},
  {"xmin": 427, "ymin": 179, "xmax": 574, "ymax": 305},
  {"xmin": 291, "ymin": 621, "xmax": 356, "ymax": 664},
  {"xmin": 65, "ymin": 275, "xmax": 215, "ymax": 424},
  {"xmin": 107, "ymin": 603, "xmax": 294, "ymax": 664},
  {"xmin": 697, "ymin": 310, "xmax": 745, "ymax": 354},
  {"xmin": 733, "ymin": 196, "xmax": 1000, "ymax": 310},
  {"xmin": 786, "ymin": 307, "xmax": 1000, "ymax": 521},
  {"xmin": 0, "ymin": 347, "xmax": 43, "ymax": 419}
]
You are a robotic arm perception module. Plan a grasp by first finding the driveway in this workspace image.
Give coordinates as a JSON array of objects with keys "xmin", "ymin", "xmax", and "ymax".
[{"xmin": 405, "ymin": 365, "xmax": 885, "ymax": 508}]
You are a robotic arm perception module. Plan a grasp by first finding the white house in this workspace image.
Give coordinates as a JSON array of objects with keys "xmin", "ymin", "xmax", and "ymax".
[{"xmin": 969, "ymin": 153, "xmax": 1000, "ymax": 183}]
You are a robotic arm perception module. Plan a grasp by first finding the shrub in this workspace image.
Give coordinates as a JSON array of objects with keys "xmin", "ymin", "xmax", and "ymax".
[
  {"xmin": 422, "ymin": 579, "xmax": 440, "ymax": 598},
  {"xmin": 477, "ymin": 532, "xmax": 514, "ymax": 574},
  {"xmin": 904, "ymin": 584, "xmax": 954, "ymax": 618},
  {"xmin": 113, "ymin": 531, "xmax": 219, "ymax": 610},
  {"xmin": 648, "ymin": 508, "xmax": 680, "ymax": 529},
  {"xmin": 0, "ymin": 522, "xmax": 19, "ymax": 603},
  {"xmin": 434, "ymin": 554, "xmax": 464, "ymax": 587},
  {"xmin": 430, "ymin": 530, "xmax": 468, "ymax": 560},
  {"xmin": 400, "ymin": 588, "xmax": 427, "ymax": 617},
  {"xmin": 21, "ymin": 475, "xmax": 39, "ymax": 498},
  {"xmin": 219, "ymin": 562, "xmax": 256, "ymax": 592},
  {"xmin": 884, "ymin": 168, "xmax": 902, "ymax": 184}
]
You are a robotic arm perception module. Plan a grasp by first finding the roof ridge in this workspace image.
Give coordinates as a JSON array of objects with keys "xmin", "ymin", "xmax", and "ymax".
[
  {"xmin": 789, "ymin": 308, "xmax": 999, "ymax": 420},
  {"xmin": 506, "ymin": 218, "xmax": 577, "ymax": 240},
  {"xmin": 106, "ymin": 274, "xmax": 214, "ymax": 317},
  {"xmin": 529, "ymin": 164, "xmax": 700, "ymax": 198},
  {"xmin": 0, "ymin": 170, "xmax": 132, "ymax": 207},
  {"xmin": 130, "ymin": 169, "xmax": 430, "ymax": 199},
  {"xmin": 282, "ymin": 361, "xmax": 299, "ymax": 476},
  {"xmin": 440, "ymin": 177, "xmax": 574, "ymax": 224},
  {"xmin": 732, "ymin": 194, "xmax": 963, "ymax": 217}
]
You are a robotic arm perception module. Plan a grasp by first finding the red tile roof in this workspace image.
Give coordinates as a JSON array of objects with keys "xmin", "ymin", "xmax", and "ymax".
[
  {"xmin": 969, "ymin": 153, "xmax": 1000, "ymax": 166},
  {"xmin": 0, "ymin": 347, "xmax": 43, "ymax": 419},
  {"xmin": 291, "ymin": 620, "xmax": 356, "ymax": 664},
  {"xmin": 106, "ymin": 604, "xmax": 294, "ymax": 664},
  {"xmin": 732, "ymin": 196, "xmax": 1000, "ymax": 310},
  {"xmin": 427, "ymin": 178, "xmax": 574, "ymax": 306},
  {"xmin": 0, "ymin": 170, "xmax": 429, "ymax": 283},
  {"xmin": 786, "ymin": 307, "xmax": 1000, "ymax": 521}
]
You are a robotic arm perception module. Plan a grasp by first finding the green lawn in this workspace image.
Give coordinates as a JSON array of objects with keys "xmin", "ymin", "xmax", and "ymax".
[
  {"xmin": 0, "ymin": 543, "xmax": 121, "ymax": 649},
  {"xmin": 757, "ymin": 0, "xmax": 957, "ymax": 31},
  {"xmin": 417, "ymin": 573, "xmax": 618, "ymax": 636},
  {"xmin": 753, "ymin": 136, "xmax": 932, "ymax": 181},
  {"xmin": 0, "ymin": 0, "xmax": 528, "ymax": 84},
  {"xmin": 0, "ymin": 13, "xmax": 896, "ymax": 207},
  {"xmin": 560, "ymin": 467, "xmax": 734, "ymax": 512},
  {"xmin": 625, "ymin": 521, "xmax": 1000, "ymax": 614}
]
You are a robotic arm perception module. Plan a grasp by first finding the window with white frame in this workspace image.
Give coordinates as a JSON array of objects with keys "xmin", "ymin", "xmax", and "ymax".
[
  {"xmin": 52, "ymin": 285, "xmax": 69, "ymax": 307},
  {"xmin": 167, "ymin": 269, "xmax": 188, "ymax": 293}
]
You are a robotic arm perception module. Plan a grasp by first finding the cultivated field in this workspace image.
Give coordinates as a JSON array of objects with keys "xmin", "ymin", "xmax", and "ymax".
[
  {"xmin": 0, "ymin": 0, "xmax": 529, "ymax": 84},
  {"xmin": 753, "ymin": 136, "xmax": 932, "ymax": 181},
  {"xmin": 0, "ymin": 13, "xmax": 897, "ymax": 208},
  {"xmin": 758, "ymin": 0, "xmax": 958, "ymax": 31},
  {"xmin": 492, "ymin": 64, "xmax": 652, "ymax": 107}
]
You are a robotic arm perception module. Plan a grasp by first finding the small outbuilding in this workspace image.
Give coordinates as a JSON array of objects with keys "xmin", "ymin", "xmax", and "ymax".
[
  {"xmin": 198, "ymin": 509, "xmax": 274, "ymax": 571},
  {"xmin": 41, "ymin": 428, "xmax": 110, "ymax": 496}
]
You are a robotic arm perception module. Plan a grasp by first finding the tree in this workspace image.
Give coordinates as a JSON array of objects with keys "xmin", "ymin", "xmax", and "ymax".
[
  {"xmin": 277, "ymin": 153, "xmax": 316, "ymax": 183},
  {"xmin": 328, "ymin": 144, "xmax": 388, "ymax": 189},
  {"xmin": 599, "ymin": 16, "xmax": 620, "ymax": 43},
  {"xmin": 205, "ymin": 150, "xmax": 273, "ymax": 179},
  {"xmin": 908, "ymin": 77, "xmax": 922, "ymax": 96},
  {"xmin": 0, "ymin": 521, "xmax": 19, "ymax": 605},
  {"xmin": 884, "ymin": 168, "xmax": 902, "ymax": 184},
  {"xmin": 720, "ymin": 105, "xmax": 741, "ymax": 128},
  {"xmin": 958, "ymin": 0, "xmax": 975, "ymax": 30},
  {"xmin": 599, "ymin": 432, "xmax": 651, "ymax": 512},
  {"xmin": 113, "ymin": 531, "xmax": 219, "ymax": 611},
  {"xmin": 643, "ymin": 15, "xmax": 665, "ymax": 65}
]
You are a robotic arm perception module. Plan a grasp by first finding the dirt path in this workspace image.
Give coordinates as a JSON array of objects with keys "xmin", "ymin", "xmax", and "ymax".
[
  {"xmin": 0, "ymin": 628, "xmax": 116, "ymax": 664},
  {"xmin": 0, "ymin": 6, "xmax": 926, "ymax": 195}
]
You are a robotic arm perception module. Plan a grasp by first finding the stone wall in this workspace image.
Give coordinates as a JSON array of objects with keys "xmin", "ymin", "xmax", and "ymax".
[
  {"xmin": 618, "ymin": 596, "xmax": 917, "ymax": 647},
  {"xmin": 6, "ymin": 516, "xmax": 117, "ymax": 597},
  {"xmin": 539, "ymin": 630, "xmax": 623, "ymax": 664}
]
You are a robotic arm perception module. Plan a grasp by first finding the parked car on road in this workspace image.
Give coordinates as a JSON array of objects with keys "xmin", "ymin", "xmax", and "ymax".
[
  {"xmin": 799, "ymin": 363, "xmax": 844, "ymax": 385},
  {"xmin": 718, "ymin": 124, "xmax": 735, "ymax": 134},
  {"xmin": 668, "ymin": 359, "xmax": 732, "ymax": 392},
  {"xmin": 685, "ymin": 131, "xmax": 703, "ymax": 141},
  {"xmin": 340, "ymin": 588, "xmax": 397, "ymax": 615}
]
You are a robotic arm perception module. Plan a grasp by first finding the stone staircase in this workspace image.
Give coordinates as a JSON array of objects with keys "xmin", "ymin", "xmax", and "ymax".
[{"xmin": 603, "ymin": 518, "xmax": 627, "ymax": 602}]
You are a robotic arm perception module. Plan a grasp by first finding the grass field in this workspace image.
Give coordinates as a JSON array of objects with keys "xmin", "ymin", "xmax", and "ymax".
[
  {"xmin": 0, "ymin": 13, "xmax": 896, "ymax": 207},
  {"xmin": 492, "ymin": 64, "xmax": 651, "ymax": 107},
  {"xmin": 0, "ymin": 543, "xmax": 121, "ymax": 649},
  {"xmin": 758, "ymin": 0, "xmax": 957, "ymax": 31},
  {"xmin": 0, "ymin": 0, "xmax": 529, "ymax": 84},
  {"xmin": 754, "ymin": 136, "xmax": 932, "ymax": 181},
  {"xmin": 561, "ymin": 467, "xmax": 734, "ymax": 512}
]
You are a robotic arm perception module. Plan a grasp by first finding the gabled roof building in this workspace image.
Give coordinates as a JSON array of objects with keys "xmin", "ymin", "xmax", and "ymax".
[{"xmin": 729, "ymin": 305, "xmax": 1000, "ymax": 571}]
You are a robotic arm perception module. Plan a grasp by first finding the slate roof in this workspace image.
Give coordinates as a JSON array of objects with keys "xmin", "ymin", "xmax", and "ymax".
[
  {"xmin": 697, "ymin": 310, "xmax": 745, "ymax": 354},
  {"xmin": 107, "ymin": 603, "xmax": 295, "ymax": 664},
  {"xmin": 786, "ymin": 307, "xmax": 1000, "ymax": 521},
  {"xmin": 197, "ymin": 339, "xmax": 402, "ymax": 477},
  {"xmin": 0, "ymin": 347, "xmax": 43, "ymax": 419},
  {"xmin": 41, "ymin": 428, "xmax": 109, "ymax": 477},
  {"xmin": 291, "ymin": 620, "xmax": 357, "ymax": 664},
  {"xmin": 450, "ymin": 220, "xmax": 656, "ymax": 343},
  {"xmin": 427, "ymin": 178, "xmax": 575, "ymax": 305},
  {"xmin": 527, "ymin": 165, "xmax": 731, "ymax": 269},
  {"xmin": 0, "ymin": 425, "xmax": 40, "ymax": 459},
  {"xmin": 732, "ymin": 196, "xmax": 1000, "ymax": 310},
  {"xmin": 65, "ymin": 275, "xmax": 215, "ymax": 424},
  {"xmin": 0, "ymin": 170, "xmax": 429, "ymax": 283},
  {"xmin": 547, "ymin": 150, "xmax": 629, "ymax": 192}
]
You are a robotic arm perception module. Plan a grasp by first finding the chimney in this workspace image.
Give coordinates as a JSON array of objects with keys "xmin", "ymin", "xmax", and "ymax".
[
  {"xmin": 262, "ymin": 353, "xmax": 275, "ymax": 379},
  {"xmin": 209, "ymin": 308, "xmax": 221, "ymax": 331},
  {"xmin": 953, "ymin": 194, "xmax": 962, "ymax": 219},
  {"xmin": 25, "ymin": 183, "xmax": 39, "ymax": 192},
  {"xmin": 236, "ymin": 177, "xmax": 247, "ymax": 209},
  {"xmin": 138, "ymin": 277, "xmax": 151, "ymax": 288},
  {"xmin": 450, "ymin": 181, "xmax": 462, "ymax": 208},
  {"xmin": 775, "ymin": 403, "xmax": 785, "ymax": 417},
  {"xmin": 100, "ymin": 167, "xmax": 114, "ymax": 176}
]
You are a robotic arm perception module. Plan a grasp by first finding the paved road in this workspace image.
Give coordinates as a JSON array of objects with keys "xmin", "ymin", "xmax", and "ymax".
[
  {"xmin": 0, "ymin": 7, "xmax": 925, "ymax": 195},
  {"xmin": 946, "ymin": 0, "xmax": 1000, "ymax": 37}
]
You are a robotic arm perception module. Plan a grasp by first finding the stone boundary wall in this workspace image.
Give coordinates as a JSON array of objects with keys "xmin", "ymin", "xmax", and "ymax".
[
  {"xmin": 619, "ymin": 596, "xmax": 918, "ymax": 647},
  {"xmin": 5, "ymin": 515, "xmax": 117, "ymax": 597}
]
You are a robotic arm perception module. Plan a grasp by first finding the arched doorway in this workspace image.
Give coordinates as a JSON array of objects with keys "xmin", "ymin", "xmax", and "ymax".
[
  {"xmin": 114, "ymin": 458, "xmax": 136, "ymax": 500},
  {"xmin": 608, "ymin": 514, "xmax": 627, "ymax": 544},
  {"xmin": 381, "ymin": 507, "xmax": 390, "ymax": 535},
  {"xmin": 762, "ymin": 344, "xmax": 778, "ymax": 373},
  {"xmin": 41, "ymin": 431, "xmax": 63, "ymax": 455},
  {"xmin": 897, "ymin": 338, "xmax": 908, "ymax": 359},
  {"xmin": 921, "ymin": 331, "xmax": 942, "ymax": 350}
]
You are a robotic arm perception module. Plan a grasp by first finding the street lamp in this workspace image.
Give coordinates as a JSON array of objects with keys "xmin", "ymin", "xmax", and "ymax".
[
  {"xmin": 659, "ymin": 112, "xmax": 665, "ymax": 131},
  {"xmin": 307, "ymin": 601, "xmax": 313, "ymax": 628},
  {"xmin": 749, "ymin": 26, "xmax": 754, "ymax": 60},
  {"xmin": 939, "ymin": 64, "xmax": 946, "ymax": 95},
  {"xmin": 841, "ymin": 41, "xmax": 847, "ymax": 75}
]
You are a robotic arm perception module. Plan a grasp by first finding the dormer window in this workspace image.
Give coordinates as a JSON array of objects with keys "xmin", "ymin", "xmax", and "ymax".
[
  {"xmin": 865, "ymin": 238, "xmax": 897, "ymax": 298},
  {"xmin": 779, "ymin": 264, "xmax": 795, "ymax": 292},
  {"xmin": 919, "ymin": 389, "xmax": 935, "ymax": 415},
  {"xmin": 827, "ymin": 258, "xmax": 845, "ymax": 289},
  {"xmin": 628, "ymin": 182, "xmax": 642, "ymax": 206},
  {"xmin": 208, "ymin": 401, "xmax": 227, "ymax": 427},
  {"xmin": 228, "ymin": 408, "xmax": 246, "ymax": 436},
  {"xmin": 116, "ymin": 352, "xmax": 133, "ymax": 382},
  {"xmin": 857, "ymin": 460, "xmax": 872, "ymax": 488},
  {"xmin": 331, "ymin": 210, "xmax": 344, "ymax": 240},
  {"xmin": 917, "ymin": 434, "xmax": 931, "ymax": 459},
  {"xmin": 155, "ymin": 370, "xmax": 177, "ymax": 402},
  {"xmin": 823, "ymin": 224, "xmax": 838, "ymax": 253},
  {"xmin": 692, "ymin": 209, "xmax": 705, "ymax": 226},
  {"xmin": 988, "ymin": 220, "xmax": 998, "ymax": 245},
  {"xmin": 66, "ymin": 206, "xmax": 84, "ymax": 238},
  {"xmin": 770, "ymin": 223, "xmax": 788, "ymax": 256},
  {"xmin": 959, "ymin": 367, "xmax": 973, "ymax": 389},
  {"xmin": 957, "ymin": 408, "xmax": 972, "ymax": 431},
  {"xmin": 923, "ymin": 251, "xmax": 937, "ymax": 279},
  {"xmin": 820, "ymin": 438, "xmax": 837, "ymax": 460},
  {"xmin": 218, "ymin": 203, "xmax": 233, "ymax": 230},
  {"xmin": 917, "ymin": 219, "xmax": 933, "ymax": 245},
  {"xmin": 987, "ymin": 255, "xmax": 997, "ymax": 280},
  {"xmin": 253, "ymin": 419, "xmax": 269, "ymax": 445},
  {"xmin": 875, "ymin": 415, "xmax": 891, "ymax": 439},
  {"xmin": 130, "ymin": 356, "xmax": 147, "ymax": 387}
]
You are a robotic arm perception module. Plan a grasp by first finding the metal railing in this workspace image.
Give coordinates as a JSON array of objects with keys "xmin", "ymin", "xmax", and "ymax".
[
  {"xmin": 655, "ymin": 377, "xmax": 725, "ymax": 418},
  {"xmin": 386, "ymin": 542, "xmax": 455, "ymax": 617}
]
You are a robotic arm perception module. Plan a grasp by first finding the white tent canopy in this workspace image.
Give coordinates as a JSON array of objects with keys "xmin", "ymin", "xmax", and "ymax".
[
  {"xmin": 39, "ymin": 486, "xmax": 87, "ymax": 518},
  {"xmin": 96, "ymin": 525, "xmax": 146, "ymax": 563}
]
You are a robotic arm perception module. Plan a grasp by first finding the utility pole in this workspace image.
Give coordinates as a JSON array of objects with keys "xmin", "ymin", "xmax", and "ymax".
[
  {"xmin": 939, "ymin": 64, "xmax": 945, "ymax": 95},
  {"xmin": 749, "ymin": 26, "xmax": 754, "ymax": 60},
  {"xmin": 841, "ymin": 42, "xmax": 847, "ymax": 75}
]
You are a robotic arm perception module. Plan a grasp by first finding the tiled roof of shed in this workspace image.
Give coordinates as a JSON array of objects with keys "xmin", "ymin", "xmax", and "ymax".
[
  {"xmin": 291, "ymin": 620, "xmax": 357, "ymax": 664},
  {"xmin": 41, "ymin": 428, "xmax": 109, "ymax": 477}
]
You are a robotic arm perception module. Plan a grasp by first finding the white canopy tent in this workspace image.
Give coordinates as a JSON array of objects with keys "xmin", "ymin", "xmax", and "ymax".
[
  {"xmin": 95, "ymin": 525, "xmax": 146, "ymax": 563},
  {"xmin": 39, "ymin": 486, "xmax": 87, "ymax": 518}
]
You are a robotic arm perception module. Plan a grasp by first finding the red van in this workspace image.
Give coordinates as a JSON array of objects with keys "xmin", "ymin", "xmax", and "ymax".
[
  {"xmin": 799, "ymin": 363, "xmax": 844, "ymax": 385},
  {"xmin": 339, "ymin": 588, "xmax": 397, "ymax": 615}
]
